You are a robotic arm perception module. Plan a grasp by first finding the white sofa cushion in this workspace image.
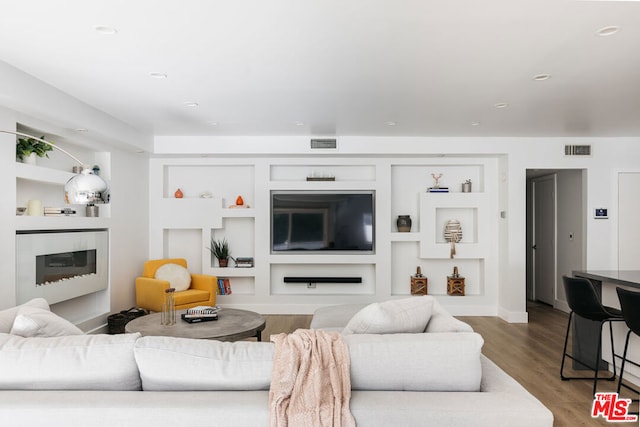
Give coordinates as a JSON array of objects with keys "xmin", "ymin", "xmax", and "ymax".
[
  {"xmin": 425, "ymin": 298, "xmax": 474, "ymax": 333},
  {"xmin": 0, "ymin": 298, "xmax": 50, "ymax": 334},
  {"xmin": 10, "ymin": 306, "xmax": 84, "ymax": 337},
  {"xmin": 345, "ymin": 332, "xmax": 483, "ymax": 391},
  {"xmin": 134, "ymin": 336, "xmax": 274, "ymax": 391},
  {"xmin": 0, "ymin": 333, "xmax": 141, "ymax": 390},
  {"xmin": 155, "ymin": 263, "xmax": 191, "ymax": 291},
  {"xmin": 343, "ymin": 297, "xmax": 433, "ymax": 335}
]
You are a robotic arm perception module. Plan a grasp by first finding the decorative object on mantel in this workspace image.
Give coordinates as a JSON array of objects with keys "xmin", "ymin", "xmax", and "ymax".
[
  {"xmin": 15, "ymin": 134, "xmax": 53, "ymax": 164},
  {"xmin": 306, "ymin": 176, "xmax": 336, "ymax": 181},
  {"xmin": 411, "ymin": 266, "xmax": 428, "ymax": 296},
  {"xmin": 462, "ymin": 179, "xmax": 472, "ymax": 193},
  {"xmin": 209, "ymin": 237, "xmax": 231, "ymax": 267},
  {"xmin": 428, "ymin": 173, "xmax": 449, "ymax": 192},
  {"xmin": 26, "ymin": 199, "xmax": 43, "ymax": 216},
  {"xmin": 199, "ymin": 191, "xmax": 212, "ymax": 198},
  {"xmin": 2, "ymin": 130, "xmax": 110, "ymax": 205},
  {"xmin": 174, "ymin": 188, "xmax": 184, "ymax": 198},
  {"xmin": 396, "ymin": 215, "xmax": 412, "ymax": 232},
  {"xmin": 306, "ymin": 171, "xmax": 336, "ymax": 181},
  {"xmin": 447, "ymin": 266, "xmax": 465, "ymax": 296},
  {"xmin": 236, "ymin": 195, "xmax": 244, "ymax": 206},
  {"xmin": 444, "ymin": 219, "xmax": 462, "ymax": 258},
  {"xmin": 86, "ymin": 204, "xmax": 99, "ymax": 217}
]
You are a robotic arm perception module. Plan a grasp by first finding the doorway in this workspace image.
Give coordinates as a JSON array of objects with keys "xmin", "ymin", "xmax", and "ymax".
[{"xmin": 526, "ymin": 169, "xmax": 586, "ymax": 309}]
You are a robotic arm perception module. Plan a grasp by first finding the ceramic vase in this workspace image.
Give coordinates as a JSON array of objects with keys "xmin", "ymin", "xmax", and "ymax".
[{"xmin": 396, "ymin": 215, "xmax": 412, "ymax": 232}]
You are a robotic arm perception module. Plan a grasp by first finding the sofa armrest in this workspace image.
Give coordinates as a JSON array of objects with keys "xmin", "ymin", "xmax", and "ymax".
[{"xmin": 135, "ymin": 277, "xmax": 171, "ymax": 312}]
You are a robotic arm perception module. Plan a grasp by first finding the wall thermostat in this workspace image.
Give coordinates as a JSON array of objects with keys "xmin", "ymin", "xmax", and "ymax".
[{"xmin": 594, "ymin": 208, "xmax": 608, "ymax": 219}]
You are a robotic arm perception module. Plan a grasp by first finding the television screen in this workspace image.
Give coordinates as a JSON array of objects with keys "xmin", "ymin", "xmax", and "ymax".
[{"xmin": 271, "ymin": 191, "xmax": 374, "ymax": 252}]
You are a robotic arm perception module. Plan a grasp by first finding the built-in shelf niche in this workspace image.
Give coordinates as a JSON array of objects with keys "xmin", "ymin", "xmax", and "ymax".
[
  {"xmin": 270, "ymin": 164, "xmax": 376, "ymax": 182},
  {"xmin": 163, "ymin": 164, "xmax": 255, "ymax": 208}
]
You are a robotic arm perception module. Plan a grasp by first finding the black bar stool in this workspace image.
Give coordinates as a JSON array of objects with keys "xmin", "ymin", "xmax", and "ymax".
[
  {"xmin": 560, "ymin": 275, "xmax": 625, "ymax": 396},
  {"xmin": 615, "ymin": 287, "xmax": 640, "ymax": 403}
]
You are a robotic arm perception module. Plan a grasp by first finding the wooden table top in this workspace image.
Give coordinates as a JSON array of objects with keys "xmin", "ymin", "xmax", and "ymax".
[{"xmin": 125, "ymin": 308, "xmax": 266, "ymax": 341}]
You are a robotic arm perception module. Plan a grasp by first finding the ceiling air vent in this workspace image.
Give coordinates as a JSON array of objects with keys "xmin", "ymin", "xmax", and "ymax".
[
  {"xmin": 310, "ymin": 138, "xmax": 337, "ymax": 149},
  {"xmin": 564, "ymin": 145, "xmax": 591, "ymax": 156}
]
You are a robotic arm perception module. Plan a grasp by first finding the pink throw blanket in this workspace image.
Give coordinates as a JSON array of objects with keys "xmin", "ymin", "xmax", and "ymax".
[{"xmin": 269, "ymin": 329, "xmax": 356, "ymax": 427}]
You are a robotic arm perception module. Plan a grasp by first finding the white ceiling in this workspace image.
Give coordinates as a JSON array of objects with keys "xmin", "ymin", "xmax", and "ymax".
[{"xmin": 1, "ymin": 0, "xmax": 639, "ymax": 139}]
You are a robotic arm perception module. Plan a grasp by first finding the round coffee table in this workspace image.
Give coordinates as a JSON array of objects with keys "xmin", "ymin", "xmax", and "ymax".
[{"xmin": 125, "ymin": 308, "xmax": 266, "ymax": 342}]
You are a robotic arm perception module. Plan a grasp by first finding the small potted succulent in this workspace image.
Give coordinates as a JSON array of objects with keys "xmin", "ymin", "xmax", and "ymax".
[
  {"xmin": 16, "ymin": 135, "xmax": 53, "ymax": 164},
  {"xmin": 209, "ymin": 237, "xmax": 231, "ymax": 267}
]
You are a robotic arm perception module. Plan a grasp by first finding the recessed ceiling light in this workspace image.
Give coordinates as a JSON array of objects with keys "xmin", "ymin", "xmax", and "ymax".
[
  {"xmin": 207, "ymin": 121, "xmax": 218, "ymax": 126},
  {"xmin": 533, "ymin": 74, "xmax": 551, "ymax": 81},
  {"xmin": 294, "ymin": 121, "xmax": 305, "ymax": 126},
  {"xmin": 597, "ymin": 26, "xmax": 620, "ymax": 36},
  {"xmin": 93, "ymin": 25, "xmax": 118, "ymax": 35},
  {"xmin": 149, "ymin": 72, "xmax": 167, "ymax": 79},
  {"xmin": 183, "ymin": 101, "xmax": 199, "ymax": 107},
  {"xmin": 471, "ymin": 122, "xmax": 481, "ymax": 126},
  {"xmin": 386, "ymin": 121, "xmax": 397, "ymax": 126},
  {"xmin": 494, "ymin": 102, "xmax": 509, "ymax": 109}
]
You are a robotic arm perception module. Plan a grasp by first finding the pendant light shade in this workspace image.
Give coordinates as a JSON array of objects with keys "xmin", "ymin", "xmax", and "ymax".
[{"xmin": 64, "ymin": 169, "xmax": 110, "ymax": 204}]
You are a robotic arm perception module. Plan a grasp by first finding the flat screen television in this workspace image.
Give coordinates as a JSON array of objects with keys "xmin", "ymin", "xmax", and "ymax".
[{"xmin": 271, "ymin": 191, "xmax": 374, "ymax": 253}]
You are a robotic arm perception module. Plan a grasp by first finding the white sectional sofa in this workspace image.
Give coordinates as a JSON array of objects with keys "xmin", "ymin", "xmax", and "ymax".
[{"xmin": 0, "ymin": 298, "xmax": 553, "ymax": 427}]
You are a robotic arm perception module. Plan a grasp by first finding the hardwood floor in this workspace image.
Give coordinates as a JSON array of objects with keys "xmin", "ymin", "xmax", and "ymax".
[{"xmin": 262, "ymin": 303, "xmax": 639, "ymax": 426}]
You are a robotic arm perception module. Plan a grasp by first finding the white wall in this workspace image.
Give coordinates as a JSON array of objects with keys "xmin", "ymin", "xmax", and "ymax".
[{"xmin": 154, "ymin": 136, "xmax": 640, "ymax": 321}]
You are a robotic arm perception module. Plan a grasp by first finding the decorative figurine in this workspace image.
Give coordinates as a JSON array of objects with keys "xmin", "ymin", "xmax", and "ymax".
[
  {"xmin": 444, "ymin": 220, "xmax": 462, "ymax": 258},
  {"xmin": 411, "ymin": 266, "xmax": 428, "ymax": 296},
  {"xmin": 447, "ymin": 266, "xmax": 465, "ymax": 296},
  {"xmin": 431, "ymin": 173, "xmax": 443, "ymax": 188},
  {"xmin": 236, "ymin": 195, "xmax": 244, "ymax": 206},
  {"xmin": 174, "ymin": 188, "xmax": 183, "ymax": 198}
]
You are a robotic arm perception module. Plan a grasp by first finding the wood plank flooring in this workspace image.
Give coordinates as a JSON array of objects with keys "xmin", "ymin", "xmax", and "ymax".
[{"xmin": 261, "ymin": 303, "xmax": 639, "ymax": 426}]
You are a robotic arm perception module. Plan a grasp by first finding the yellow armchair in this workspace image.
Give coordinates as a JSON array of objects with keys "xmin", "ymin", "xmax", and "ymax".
[{"xmin": 135, "ymin": 258, "xmax": 217, "ymax": 312}]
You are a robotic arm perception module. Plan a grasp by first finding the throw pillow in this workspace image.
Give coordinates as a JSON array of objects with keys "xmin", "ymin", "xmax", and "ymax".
[
  {"xmin": 154, "ymin": 263, "xmax": 191, "ymax": 291},
  {"xmin": 342, "ymin": 297, "xmax": 434, "ymax": 335},
  {"xmin": 0, "ymin": 298, "xmax": 50, "ymax": 334},
  {"xmin": 10, "ymin": 306, "xmax": 84, "ymax": 337}
]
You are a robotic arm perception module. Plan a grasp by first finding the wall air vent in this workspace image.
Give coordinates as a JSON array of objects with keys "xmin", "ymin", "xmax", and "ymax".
[
  {"xmin": 310, "ymin": 138, "xmax": 337, "ymax": 149},
  {"xmin": 564, "ymin": 145, "xmax": 592, "ymax": 156}
]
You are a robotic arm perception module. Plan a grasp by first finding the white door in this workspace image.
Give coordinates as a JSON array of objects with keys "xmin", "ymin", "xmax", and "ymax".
[{"xmin": 533, "ymin": 175, "xmax": 556, "ymax": 305}]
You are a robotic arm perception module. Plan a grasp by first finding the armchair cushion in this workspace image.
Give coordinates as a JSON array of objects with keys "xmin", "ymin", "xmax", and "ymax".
[{"xmin": 154, "ymin": 263, "xmax": 191, "ymax": 291}]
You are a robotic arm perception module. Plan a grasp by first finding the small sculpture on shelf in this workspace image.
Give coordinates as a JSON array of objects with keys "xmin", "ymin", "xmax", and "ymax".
[
  {"xmin": 428, "ymin": 173, "xmax": 448, "ymax": 193},
  {"xmin": 174, "ymin": 188, "xmax": 183, "ymax": 198},
  {"xmin": 444, "ymin": 220, "xmax": 462, "ymax": 258},
  {"xmin": 462, "ymin": 179, "xmax": 472, "ymax": 193},
  {"xmin": 411, "ymin": 266, "xmax": 428, "ymax": 296},
  {"xmin": 447, "ymin": 266, "xmax": 465, "ymax": 296}
]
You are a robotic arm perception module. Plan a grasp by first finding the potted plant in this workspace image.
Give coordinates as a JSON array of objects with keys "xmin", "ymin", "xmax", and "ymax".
[
  {"xmin": 16, "ymin": 135, "xmax": 53, "ymax": 164},
  {"xmin": 209, "ymin": 237, "xmax": 231, "ymax": 267}
]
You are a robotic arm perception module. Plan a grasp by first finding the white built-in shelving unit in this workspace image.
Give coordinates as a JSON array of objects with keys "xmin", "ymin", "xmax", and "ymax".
[{"xmin": 149, "ymin": 156, "xmax": 501, "ymax": 315}]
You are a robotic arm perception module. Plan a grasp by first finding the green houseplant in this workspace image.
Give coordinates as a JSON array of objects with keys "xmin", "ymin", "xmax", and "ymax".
[
  {"xmin": 209, "ymin": 237, "xmax": 231, "ymax": 267},
  {"xmin": 16, "ymin": 135, "xmax": 54, "ymax": 163}
]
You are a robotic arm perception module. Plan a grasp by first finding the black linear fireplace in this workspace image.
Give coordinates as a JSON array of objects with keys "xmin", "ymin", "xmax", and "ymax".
[{"xmin": 16, "ymin": 230, "xmax": 108, "ymax": 304}]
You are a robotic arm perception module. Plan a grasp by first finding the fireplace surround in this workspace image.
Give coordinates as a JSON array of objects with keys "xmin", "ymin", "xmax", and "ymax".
[{"xmin": 15, "ymin": 229, "xmax": 108, "ymax": 305}]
